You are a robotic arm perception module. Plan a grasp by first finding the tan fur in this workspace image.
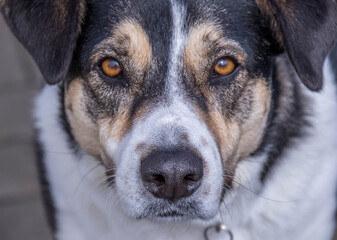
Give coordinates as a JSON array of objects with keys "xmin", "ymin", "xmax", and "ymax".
[
  {"xmin": 236, "ymin": 79, "xmax": 271, "ymax": 159},
  {"xmin": 65, "ymin": 79, "xmax": 102, "ymax": 159}
]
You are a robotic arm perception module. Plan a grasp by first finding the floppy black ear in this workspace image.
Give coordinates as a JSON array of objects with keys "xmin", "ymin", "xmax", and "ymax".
[
  {"xmin": 256, "ymin": 0, "xmax": 337, "ymax": 91},
  {"xmin": 0, "ymin": 0, "xmax": 86, "ymax": 84}
]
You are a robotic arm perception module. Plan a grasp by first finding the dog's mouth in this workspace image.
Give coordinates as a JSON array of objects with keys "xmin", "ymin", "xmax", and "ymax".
[
  {"xmin": 153, "ymin": 209, "xmax": 188, "ymax": 221},
  {"xmin": 135, "ymin": 199, "xmax": 212, "ymax": 222}
]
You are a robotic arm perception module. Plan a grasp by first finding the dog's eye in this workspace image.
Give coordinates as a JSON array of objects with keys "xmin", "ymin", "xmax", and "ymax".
[
  {"xmin": 101, "ymin": 58, "xmax": 122, "ymax": 78},
  {"xmin": 214, "ymin": 58, "xmax": 236, "ymax": 76}
]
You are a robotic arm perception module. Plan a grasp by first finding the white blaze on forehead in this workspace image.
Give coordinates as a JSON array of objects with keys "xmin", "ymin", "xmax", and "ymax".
[{"xmin": 167, "ymin": 0, "xmax": 187, "ymax": 101}]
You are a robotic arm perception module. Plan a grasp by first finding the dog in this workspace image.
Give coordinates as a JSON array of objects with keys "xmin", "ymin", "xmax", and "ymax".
[{"xmin": 1, "ymin": 0, "xmax": 337, "ymax": 239}]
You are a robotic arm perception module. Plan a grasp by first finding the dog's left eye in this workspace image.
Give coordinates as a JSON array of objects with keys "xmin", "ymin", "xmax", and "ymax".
[{"xmin": 100, "ymin": 58, "xmax": 122, "ymax": 78}]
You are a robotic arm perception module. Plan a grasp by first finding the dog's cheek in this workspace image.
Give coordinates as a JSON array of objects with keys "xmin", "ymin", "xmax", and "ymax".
[
  {"xmin": 97, "ymin": 111, "xmax": 133, "ymax": 165},
  {"xmin": 236, "ymin": 78, "xmax": 271, "ymax": 158},
  {"xmin": 207, "ymin": 111, "xmax": 240, "ymax": 163},
  {"xmin": 196, "ymin": 105, "xmax": 241, "ymax": 181},
  {"xmin": 200, "ymin": 78, "xmax": 271, "ymax": 181},
  {"xmin": 65, "ymin": 78, "xmax": 102, "ymax": 158}
]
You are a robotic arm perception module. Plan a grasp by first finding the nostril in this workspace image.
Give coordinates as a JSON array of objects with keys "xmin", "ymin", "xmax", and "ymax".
[
  {"xmin": 150, "ymin": 174, "xmax": 165, "ymax": 187},
  {"xmin": 184, "ymin": 174, "xmax": 199, "ymax": 183}
]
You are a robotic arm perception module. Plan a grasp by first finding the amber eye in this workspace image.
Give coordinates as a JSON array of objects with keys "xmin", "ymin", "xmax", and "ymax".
[
  {"xmin": 101, "ymin": 58, "xmax": 122, "ymax": 78},
  {"xmin": 214, "ymin": 58, "xmax": 236, "ymax": 76}
]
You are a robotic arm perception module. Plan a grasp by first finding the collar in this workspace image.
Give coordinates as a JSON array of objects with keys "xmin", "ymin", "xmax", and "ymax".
[{"xmin": 204, "ymin": 223, "xmax": 233, "ymax": 240}]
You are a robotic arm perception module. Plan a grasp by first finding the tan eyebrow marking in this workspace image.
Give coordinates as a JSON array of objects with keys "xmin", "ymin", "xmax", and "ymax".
[
  {"xmin": 185, "ymin": 23, "xmax": 246, "ymax": 76},
  {"xmin": 113, "ymin": 20, "xmax": 152, "ymax": 69},
  {"xmin": 90, "ymin": 19, "xmax": 152, "ymax": 72},
  {"xmin": 185, "ymin": 23, "xmax": 222, "ymax": 72}
]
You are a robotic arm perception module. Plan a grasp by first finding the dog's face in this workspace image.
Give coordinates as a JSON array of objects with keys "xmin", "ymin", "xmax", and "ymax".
[
  {"xmin": 65, "ymin": 0, "xmax": 274, "ymax": 220},
  {"xmin": 2, "ymin": 0, "xmax": 336, "ymax": 222}
]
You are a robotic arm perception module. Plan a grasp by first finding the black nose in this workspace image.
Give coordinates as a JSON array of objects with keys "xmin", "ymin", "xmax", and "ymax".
[{"xmin": 140, "ymin": 150, "xmax": 203, "ymax": 202}]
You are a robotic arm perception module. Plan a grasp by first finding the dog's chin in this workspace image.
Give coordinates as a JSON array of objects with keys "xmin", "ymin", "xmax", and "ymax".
[
  {"xmin": 132, "ymin": 200, "xmax": 218, "ymax": 223},
  {"xmin": 141, "ymin": 213, "xmax": 195, "ymax": 223}
]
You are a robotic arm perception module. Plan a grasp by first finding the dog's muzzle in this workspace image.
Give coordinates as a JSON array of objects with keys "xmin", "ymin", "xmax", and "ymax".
[{"xmin": 113, "ymin": 101, "xmax": 223, "ymax": 220}]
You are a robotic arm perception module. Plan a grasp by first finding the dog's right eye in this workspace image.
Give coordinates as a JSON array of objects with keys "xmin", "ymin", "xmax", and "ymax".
[
  {"xmin": 100, "ymin": 58, "xmax": 122, "ymax": 78},
  {"xmin": 213, "ymin": 58, "xmax": 236, "ymax": 76}
]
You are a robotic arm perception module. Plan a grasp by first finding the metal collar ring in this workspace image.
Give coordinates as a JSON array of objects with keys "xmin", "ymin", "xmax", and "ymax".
[{"xmin": 204, "ymin": 223, "xmax": 234, "ymax": 240}]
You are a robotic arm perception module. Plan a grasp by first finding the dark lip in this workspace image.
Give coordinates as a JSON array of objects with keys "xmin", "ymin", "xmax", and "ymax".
[
  {"xmin": 135, "ymin": 212, "xmax": 191, "ymax": 221},
  {"xmin": 148, "ymin": 213, "xmax": 195, "ymax": 222},
  {"xmin": 137, "ymin": 200, "xmax": 202, "ymax": 221},
  {"xmin": 156, "ymin": 210, "xmax": 186, "ymax": 218}
]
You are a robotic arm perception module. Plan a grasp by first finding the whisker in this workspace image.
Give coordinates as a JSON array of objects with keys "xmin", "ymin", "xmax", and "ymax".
[
  {"xmin": 220, "ymin": 167, "xmax": 298, "ymax": 203},
  {"xmin": 231, "ymin": 179, "xmax": 298, "ymax": 203},
  {"xmin": 74, "ymin": 163, "xmax": 102, "ymax": 193}
]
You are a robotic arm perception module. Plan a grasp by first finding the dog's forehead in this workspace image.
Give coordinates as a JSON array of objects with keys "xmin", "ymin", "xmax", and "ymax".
[{"xmin": 84, "ymin": 0, "xmax": 263, "ymax": 57}]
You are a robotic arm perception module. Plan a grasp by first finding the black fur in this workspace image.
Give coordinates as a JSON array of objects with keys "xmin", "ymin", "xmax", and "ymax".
[
  {"xmin": 259, "ymin": 0, "xmax": 337, "ymax": 91},
  {"xmin": 331, "ymin": 44, "xmax": 337, "ymax": 86},
  {"xmin": 59, "ymin": 85, "xmax": 80, "ymax": 155},
  {"xmin": 0, "ymin": 0, "xmax": 85, "ymax": 84}
]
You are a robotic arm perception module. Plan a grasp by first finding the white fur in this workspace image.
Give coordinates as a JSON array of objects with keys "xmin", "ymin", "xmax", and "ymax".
[
  {"xmin": 166, "ymin": 0, "xmax": 187, "ymax": 100},
  {"xmin": 35, "ymin": 48, "xmax": 337, "ymax": 240}
]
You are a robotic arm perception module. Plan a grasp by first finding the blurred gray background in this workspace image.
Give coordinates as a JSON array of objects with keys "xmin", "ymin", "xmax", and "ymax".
[
  {"xmin": 0, "ymin": 15, "xmax": 52, "ymax": 240},
  {"xmin": 0, "ymin": 11, "xmax": 337, "ymax": 240}
]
